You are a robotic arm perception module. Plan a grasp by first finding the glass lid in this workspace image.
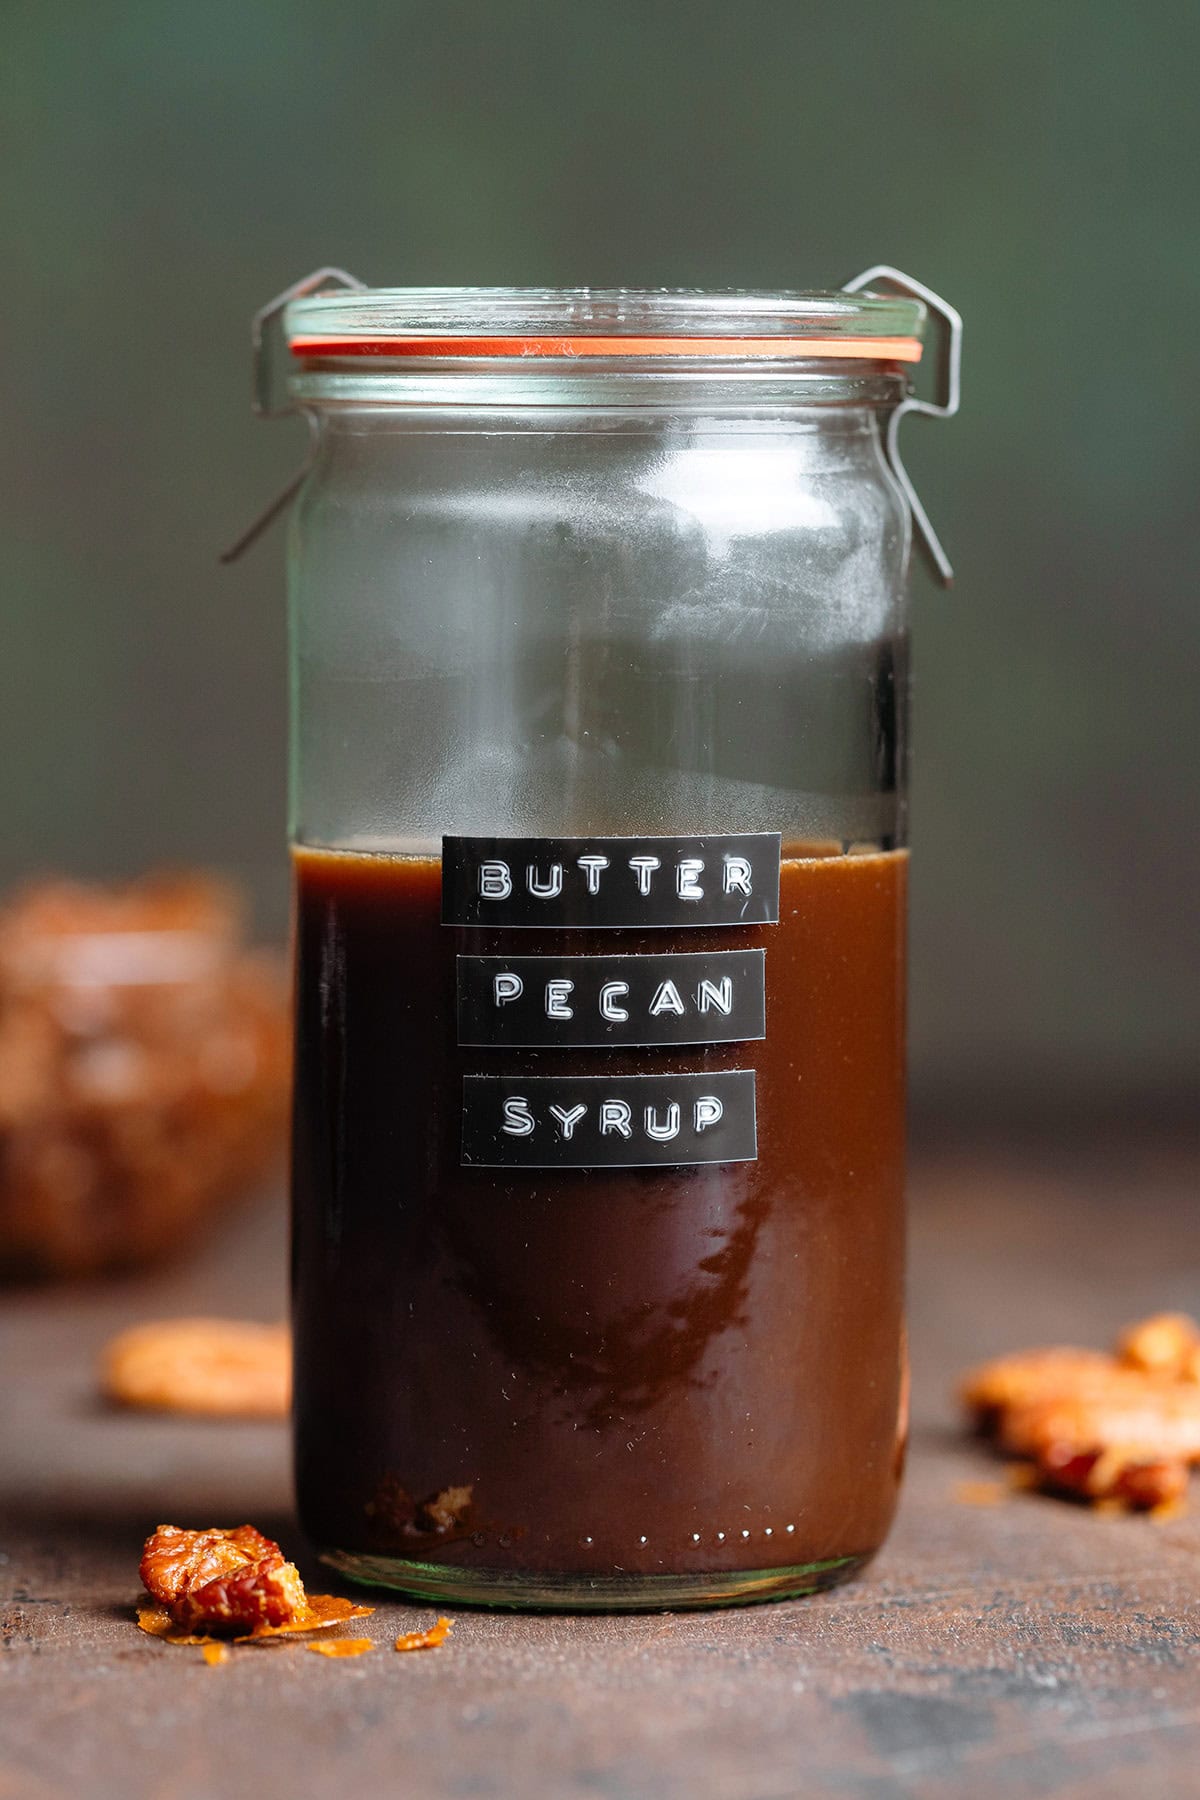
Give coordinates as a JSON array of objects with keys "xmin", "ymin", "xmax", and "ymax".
[{"xmin": 284, "ymin": 287, "xmax": 926, "ymax": 361}]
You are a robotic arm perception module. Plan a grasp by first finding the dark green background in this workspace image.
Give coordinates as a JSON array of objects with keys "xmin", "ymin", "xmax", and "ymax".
[{"xmin": 4, "ymin": 1, "xmax": 1197, "ymax": 1118}]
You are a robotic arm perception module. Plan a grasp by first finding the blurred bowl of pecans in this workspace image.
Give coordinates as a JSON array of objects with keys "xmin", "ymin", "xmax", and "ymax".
[{"xmin": 0, "ymin": 871, "xmax": 290, "ymax": 1279}]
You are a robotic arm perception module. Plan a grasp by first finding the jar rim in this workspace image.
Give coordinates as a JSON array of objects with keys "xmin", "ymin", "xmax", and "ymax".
[{"xmin": 284, "ymin": 287, "xmax": 925, "ymax": 363}]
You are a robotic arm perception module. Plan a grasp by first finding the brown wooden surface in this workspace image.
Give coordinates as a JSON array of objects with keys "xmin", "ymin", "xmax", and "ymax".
[{"xmin": 2, "ymin": 1138, "xmax": 1199, "ymax": 1799}]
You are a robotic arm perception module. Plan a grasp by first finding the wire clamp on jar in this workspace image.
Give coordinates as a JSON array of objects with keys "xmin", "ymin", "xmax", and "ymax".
[
  {"xmin": 221, "ymin": 267, "xmax": 366, "ymax": 564},
  {"xmin": 842, "ymin": 266, "xmax": 962, "ymax": 586}
]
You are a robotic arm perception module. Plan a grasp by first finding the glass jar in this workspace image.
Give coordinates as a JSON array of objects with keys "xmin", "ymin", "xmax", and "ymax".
[{"xmin": 257, "ymin": 280, "xmax": 959, "ymax": 1610}]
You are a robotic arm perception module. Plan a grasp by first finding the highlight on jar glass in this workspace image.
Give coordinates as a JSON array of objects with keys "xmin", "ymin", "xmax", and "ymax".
[{"xmin": 243, "ymin": 272, "xmax": 962, "ymax": 1609}]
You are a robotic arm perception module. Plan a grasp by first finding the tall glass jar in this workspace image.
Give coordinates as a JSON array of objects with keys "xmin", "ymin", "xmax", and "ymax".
[{"xmin": 268, "ymin": 284, "xmax": 955, "ymax": 1609}]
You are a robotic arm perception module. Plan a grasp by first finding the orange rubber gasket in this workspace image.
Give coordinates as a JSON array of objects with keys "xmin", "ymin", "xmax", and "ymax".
[{"xmin": 289, "ymin": 335, "xmax": 923, "ymax": 362}]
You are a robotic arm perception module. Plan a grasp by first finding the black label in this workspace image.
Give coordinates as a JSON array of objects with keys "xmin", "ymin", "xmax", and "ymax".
[
  {"xmin": 442, "ymin": 833, "xmax": 781, "ymax": 930},
  {"xmin": 457, "ymin": 949, "xmax": 765, "ymax": 1048},
  {"xmin": 461, "ymin": 1071, "xmax": 757, "ymax": 1168}
]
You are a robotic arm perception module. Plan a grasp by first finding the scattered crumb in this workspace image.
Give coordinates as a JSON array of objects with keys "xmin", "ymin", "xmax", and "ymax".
[
  {"xmin": 241, "ymin": 1594, "xmax": 374, "ymax": 1639},
  {"xmin": 138, "ymin": 1595, "xmax": 374, "ymax": 1648},
  {"xmin": 202, "ymin": 1643, "xmax": 228, "ymax": 1666},
  {"xmin": 395, "ymin": 1616, "xmax": 454, "ymax": 1652},
  {"xmin": 953, "ymin": 1479, "xmax": 1006, "ymax": 1507},
  {"xmin": 305, "ymin": 1638, "xmax": 375, "ymax": 1658}
]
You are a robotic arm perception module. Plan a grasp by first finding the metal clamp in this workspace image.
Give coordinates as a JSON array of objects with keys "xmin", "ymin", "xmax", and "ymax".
[
  {"xmin": 842, "ymin": 265, "xmax": 962, "ymax": 587},
  {"xmin": 221, "ymin": 267, "xmax": 366, "ymax": 564}
]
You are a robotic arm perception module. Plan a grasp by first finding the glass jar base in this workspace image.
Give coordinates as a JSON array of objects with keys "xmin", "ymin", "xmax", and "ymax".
[{"xmin": 319, "ymin": 1549, "xmax": 871, "ymax": 1612}]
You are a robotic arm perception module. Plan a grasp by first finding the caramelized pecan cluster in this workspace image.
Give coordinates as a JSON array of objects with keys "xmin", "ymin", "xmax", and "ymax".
[
  {"xmin": 962, "ymin": 1313, "xmax": 1200, "ymax": 1509},
  {"xmin": 139, "ymin": 1523, "xmax": 308, "ymax": 1633}
]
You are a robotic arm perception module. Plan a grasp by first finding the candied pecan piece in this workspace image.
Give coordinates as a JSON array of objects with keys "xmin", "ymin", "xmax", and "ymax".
[
  {"xmin": 961, "ymin": 1332, "xmax": 1200, "ymax": 1512},
  {"xmin": 139, "ymin": 1523, "xmax": 307, "ymax": 1633},
  {"xmin": 959, "ymin": 1347, "xmax": 1117, "ymax": 1432},
  {"xmin": 175, "ymin": 1554, "xmax": 307, "ymax": 1634},
  {"xmin": 999, "ymin": 1377, "xmax": 1200, "ymax": 1465},
  {"xmin": 140, "ymin": 1523, "xmax": 279, "ymax": 1605},
  {"xmin": 103, "ymin": 1318, "xmax": 290, "ymax": 1418},
  {"xmin": 1036, "ymin": 1444, "xmax": 1188, "ymax": 1510},
  {"xmin": 1116, "ymin": 1313, "xmax": 1200, "ymax": 1380}
]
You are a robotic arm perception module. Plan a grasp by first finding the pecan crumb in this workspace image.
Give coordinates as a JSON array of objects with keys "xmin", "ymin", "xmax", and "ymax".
[
  {"xmin": 952, "ymin": 1479, "xmax": 1006, "ymax": 1507},
  {"xmin": 238, "ymin": 1593, "xmax": 374, "ymax": 1641},
  {"xmin": 395, "ymin": 1616, "xmax": 453, "ymax": 1652}
]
